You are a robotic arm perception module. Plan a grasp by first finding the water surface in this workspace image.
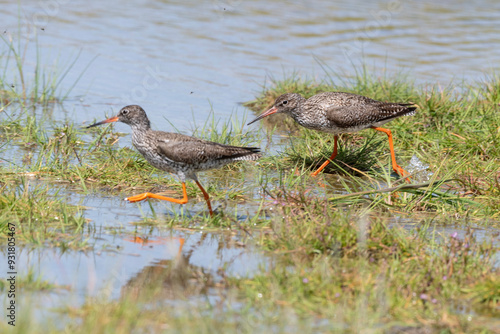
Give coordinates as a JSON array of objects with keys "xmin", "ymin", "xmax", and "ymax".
[{"xmin": 1, "ymin": 0, "xmax": 499, "ymax": 130}]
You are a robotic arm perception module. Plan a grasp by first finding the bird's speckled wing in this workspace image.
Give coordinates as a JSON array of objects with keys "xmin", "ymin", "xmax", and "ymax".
[
  {"xmin": 307, "ymin": 92, "xmax": 379, "ymax": 108},
  {"xmin": 154, "ymin": 133, "xmax": 260, "ymax": 165},
  {"xmin": 325, "ymin": 102, "xmax": 417, "ymax": 128}
]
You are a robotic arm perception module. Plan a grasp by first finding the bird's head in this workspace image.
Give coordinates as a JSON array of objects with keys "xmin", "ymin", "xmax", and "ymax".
[
  {"xmin": 247, "ymin": 93, "xmax": 303, "ymax": 125},
  {"xmin": 86, "ymin": 105, "xmax": 150, "ymax": 129}
]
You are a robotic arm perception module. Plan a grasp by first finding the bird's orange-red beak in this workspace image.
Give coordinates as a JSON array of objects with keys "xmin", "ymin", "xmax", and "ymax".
[
  {"xmin": 247, "ymin": 106, "xmax": 278, "ymax": 125},
  {"xmin": 86, "ymin": 116, "xmax": 119, "ymax": 128}
]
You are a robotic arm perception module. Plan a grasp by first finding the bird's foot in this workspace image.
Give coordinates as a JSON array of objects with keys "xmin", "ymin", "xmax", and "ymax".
[
  {"xmin": 394, "ymin": 165, "xmax": 411, "ymax": 183},
  {"xmin": 125, "ymin": 193, "xmax": 150, "ymax": 203},
  {"xmin": 310, "ymin": 170, "xmax": 321, "ymax": 177}
]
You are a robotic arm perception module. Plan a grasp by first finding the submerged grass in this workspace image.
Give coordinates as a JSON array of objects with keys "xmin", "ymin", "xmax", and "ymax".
[
  {"xmin": 231, "ymin": 191, "xmax": 498, "ymax": 332},
  {"xmin": 0, "ymin": 178, "xmax": 88, "ymax": 249},
  {"xmin": 1, "ymin": 30, "xmax": 91, "ymax": 105},
  {"xmin": 2, "ymin": 207, "xmax": 498, "ymax": 333},
  {"xmin": 0, "ymin": 292, "xmax": 330, "ymax": 333},
  {"xmin": 0, "ymin": 267, "xmax": 62, "ymax": 292}
]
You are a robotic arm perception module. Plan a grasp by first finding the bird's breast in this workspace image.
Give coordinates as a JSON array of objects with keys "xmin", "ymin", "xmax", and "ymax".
[{"xmin": 293, "ymin": 110, "xmax": 333, "ymax": 131}]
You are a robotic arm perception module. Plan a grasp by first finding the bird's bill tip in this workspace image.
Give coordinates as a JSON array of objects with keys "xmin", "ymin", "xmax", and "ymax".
[
  {"xmin": 86, "ymin": 116, "xmax": 119, "ymax": 128},
  {"xmin": 247, "ymin": 106, "xmax": 278, "ymax": 125}
]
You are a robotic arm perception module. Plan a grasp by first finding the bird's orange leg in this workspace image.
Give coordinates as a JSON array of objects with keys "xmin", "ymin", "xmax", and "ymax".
[
  {"xmin": 371, "ymin": 127, "xmax": 411, "ymax": 182},
  {"xmin": 126, "ymin": 182, "xmax": 189, "ymax": 204},
  {"xmin": 177, "ymin": 237, "xmax": 185, "ymax": 254},
  {"xmin": 194, "ymin": 180, "xmax": 214, "ymax": 217},
  {"xmin": 311, "ymin": 135, "xmax": 338, "ymax": 177}
]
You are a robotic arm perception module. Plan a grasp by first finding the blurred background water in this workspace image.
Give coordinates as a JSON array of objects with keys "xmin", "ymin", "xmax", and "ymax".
[{"xmin": 1, "ymin": 0, "xmax": 499, "ymax": 129}]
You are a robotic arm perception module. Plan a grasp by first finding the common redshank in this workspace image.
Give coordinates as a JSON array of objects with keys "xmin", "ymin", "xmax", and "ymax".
[
  {"xmin": 87, "ymin": 105, "xmax": 261, "ymax": 216},
  {"xmin": 247, "ymin": 92, "xmax": 416, "ymax": 179}
]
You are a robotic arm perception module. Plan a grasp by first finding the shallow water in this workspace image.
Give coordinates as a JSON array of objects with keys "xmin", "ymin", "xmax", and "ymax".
[
  {"xmin": 1, "ymin": 185, "xmax": 269, "ymax": 325},
  {"xmin": 1, "ymin": 0, "xmax": 500, "ymax": 327}
]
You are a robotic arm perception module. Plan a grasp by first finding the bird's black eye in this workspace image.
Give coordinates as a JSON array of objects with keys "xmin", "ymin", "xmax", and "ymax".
[
  {"xmin": 282, "ymin": 100, "xmax": 288, "ymax": 105},
  {"xmin": 122, "ymin": 109, "xmax": 129, "ymax": 115}
]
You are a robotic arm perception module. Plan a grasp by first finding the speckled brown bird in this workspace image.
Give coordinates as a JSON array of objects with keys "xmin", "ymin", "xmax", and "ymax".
[
  {"xmin": 87, "ymin": 105, "xmax": 261, "ymax": 216},
  {"xmin": 247, "ymin": 92, "xmax": 416, "ymax": 179}
]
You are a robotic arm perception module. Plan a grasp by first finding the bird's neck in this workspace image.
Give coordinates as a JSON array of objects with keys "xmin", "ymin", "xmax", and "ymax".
[
  {"xmin": 130, "ymin": 119, "xmax": 151, "ymax": 133},
  {"xmin": 289, "ymin": 96, "xmax": 306, "ymax": 119},
  {"xmin": 129, "ymin": 121, "xmax": 152, "ymax": 146}
]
